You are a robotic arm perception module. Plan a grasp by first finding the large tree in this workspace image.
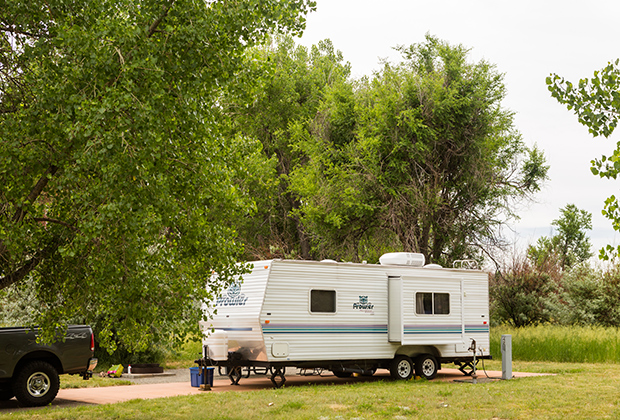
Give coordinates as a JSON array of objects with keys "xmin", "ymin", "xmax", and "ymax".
[
  {"xmin": 547, "ymin": 60, "xmax": 620, "ymax": 259},
  {"xmin": 528, "ymin": 204, "xmax": 593, "ymax": 272},
  {"xmin": 221, "ymin": 36, "xmax": 350, "ymax": 260},
  {"xmin": 292, "ymin": 36, "xmax": 549, "ymax": 265},
  {"xmin": 0, "ymin": 0, "xmax": 315, "ymax": 351}
]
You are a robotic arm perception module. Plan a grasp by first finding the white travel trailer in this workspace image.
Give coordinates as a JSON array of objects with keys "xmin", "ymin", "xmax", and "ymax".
[{"xmin": 198, "ymin": 253, "xmax": 490, "ymax": 387}]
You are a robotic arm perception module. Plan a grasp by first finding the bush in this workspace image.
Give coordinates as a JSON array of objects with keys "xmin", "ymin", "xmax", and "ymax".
[
  {"xmin": 490, "ymin": 257, "xmax": 558, "ymax": 327},
  {"xmin": 557, "ymin": 265, "xmax": 620, "ymax": 327}
]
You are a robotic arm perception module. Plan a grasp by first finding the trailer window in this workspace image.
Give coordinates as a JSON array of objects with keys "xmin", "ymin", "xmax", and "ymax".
[
  {"xmin": 415, "ymin": 292, "xmax": 450, "ymax": 315},
  {"xmin": 434, "ymin": 293, "xmax": 450, "ymax": 314},
  {"xmin": 310, "ymin": 290, "xmax": 336, "ymax": 313}
]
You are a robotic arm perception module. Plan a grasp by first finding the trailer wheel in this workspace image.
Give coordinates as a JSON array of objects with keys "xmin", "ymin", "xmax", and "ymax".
[
  {"xmin": 415, "ymin": 354, "xmax": 438, "ymax": 380},
  {"xmin": 390, "ymin": 355, "xmax": 414, "ymax": 380},
  {"xmin": 12, "ymin": 360, "xmax": 60, "ymax": 407}
]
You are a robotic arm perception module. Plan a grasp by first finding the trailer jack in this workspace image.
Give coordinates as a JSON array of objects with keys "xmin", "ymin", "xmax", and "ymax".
[
  {"xmin": 455, "ymin": 360, "xmax": 478, "ymax": 376},
  {"xmin": 228, "ymin": 366, "xmax": 243, "ymax": 385},
  {"xmin": 270, "ymin": 367, "xmax": 286, "ymax": 388}
]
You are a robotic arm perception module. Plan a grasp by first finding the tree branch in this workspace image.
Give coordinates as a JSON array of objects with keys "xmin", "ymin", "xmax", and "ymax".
[
  {"xmin": 33, "ymin": 217, "xmax": 79, "ymax": 231},
  {"xmin": 0, "ymin": 239, "xmax": 60, "ymax": 290},
  {"xmin": 147, "ymin": 1, "xmax": 176, "ymax": 39},
  {"xmin": 12, "ymin": 165, "xmax": 58, "ymax": 223},
  {"xmin": 0, "ymin": 26, "xmax": 47, "ymax": 39}
]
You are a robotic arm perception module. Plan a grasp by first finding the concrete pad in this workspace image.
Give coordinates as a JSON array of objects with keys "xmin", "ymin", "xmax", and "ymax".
[{"xmin": 56, "ymin": 368, "xmax": 547, "ymax": 403}]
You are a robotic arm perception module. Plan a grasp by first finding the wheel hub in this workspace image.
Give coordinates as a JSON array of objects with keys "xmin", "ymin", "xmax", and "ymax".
[
  {"xmin": 27, "ymin": 372, "xmax": 50, "ymax": 397},
  {"xmin": 422, "ymin": 359, "xmax": 435, "ymax": 376},
  {"xmin": 397, "ymin": 360, "xmax": 411, "ymax": 377}
]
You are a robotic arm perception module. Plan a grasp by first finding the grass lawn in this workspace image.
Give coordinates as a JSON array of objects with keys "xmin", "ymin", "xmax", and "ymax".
[
  {"xmin": 59, "ymin": 374, "xmax": 132, "ymax": 389},
  {"xmin": 4, "ymin": 360, "xmax": 620, "ymax": 419}
]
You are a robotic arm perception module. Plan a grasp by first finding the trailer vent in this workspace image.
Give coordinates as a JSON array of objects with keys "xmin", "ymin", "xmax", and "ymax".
[{"xmin": 379, "ymin": 252, "xmax": 425, "ymax": 267}]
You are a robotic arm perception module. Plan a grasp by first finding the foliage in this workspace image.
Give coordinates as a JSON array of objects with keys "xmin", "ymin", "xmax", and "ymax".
[
  {"xmin": 547, "ymin": 60, "xmax": 620, "ymax": 259},
  {"xmin": 528, "ymin": 204, "xmax": 593, "ymax": 271},
  {"xmin": 0, "ymin": 0, "xmax": 315, "ymax": 353},
  {"xmin": 221, "ymin": 36, "xmax": 351, "ymax": 260},
  {"xmin": 490, "ymin": 256, "xmax": 557, "ymax": 327},
  {"xmin": 0, "ymin": 279, "xmax": 38, "ymax": 327},
  {"xmin": 292, "ymin": 35, "xmax": 549, "ymax": 264},
  {"xmin": 558, "ymin": 265, "xmax": 620, "ymax": 327}
]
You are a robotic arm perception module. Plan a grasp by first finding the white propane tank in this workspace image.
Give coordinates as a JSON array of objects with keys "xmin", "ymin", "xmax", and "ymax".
[
  {"xmin": 379, "ymin": 252, "xmax": 425, "ymax": 267},
  {"xmin": 204, "ymin": 330, "xmax": 229, "ymax": 361}
]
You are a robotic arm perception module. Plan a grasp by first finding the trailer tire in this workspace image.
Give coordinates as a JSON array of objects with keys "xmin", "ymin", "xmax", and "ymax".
[
  {"xmin": 390, "ymin": 355, "xmax": 414, "ymax": 380},
  {"xmin": 12, "ymin": 360, "xmax": 60, "ymax": 407},
  {"xmin": 415, "ymin": 354, "xmax": 438, "ymax": 380}
]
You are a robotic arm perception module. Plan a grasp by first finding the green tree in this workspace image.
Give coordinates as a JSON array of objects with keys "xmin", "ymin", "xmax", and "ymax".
[
  {"xmin": 292, "ymin": 35, "xmax": 549, "ymax": 264},
  {"xmin": 221, "ymin": 36, "xmax": 351, "ymax": 260},
  {"xmin": 490, "ymin": 257, "xmax": 557, "ymax": 327},
  {"xmin": 0, "ymin": 0, "xmax": 315, "ymax": 351},
  {"xmin": 547, "ymin": 61, "xmax": 620, "ymax": 259},
  {"xmin": 528, "ymin": 204, "xmax": 593, "ymax": 271},
  {"xmin": 558, "ymin": 264, "xmax": 620, "ymax": 327}
]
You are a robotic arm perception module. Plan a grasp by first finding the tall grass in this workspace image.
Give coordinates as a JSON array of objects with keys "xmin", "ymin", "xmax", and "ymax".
[{"xmin": 491, "ymin": 325, "xmax": 620, "ymax": 363}]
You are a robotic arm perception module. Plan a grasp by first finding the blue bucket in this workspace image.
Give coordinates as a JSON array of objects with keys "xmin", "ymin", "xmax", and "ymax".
[{"xmin": 190, "ymin": 366, "xmax": 214, "ymax": 387}]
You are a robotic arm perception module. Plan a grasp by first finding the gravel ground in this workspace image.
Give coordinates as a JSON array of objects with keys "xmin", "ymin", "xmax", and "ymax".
[
  {"xmin": 121, "ymin": 368, "xmax": 192, "ymax": 385},
  {"xmin": 122, "ymin": 367, "xmax": 298, "ymax": 385}
]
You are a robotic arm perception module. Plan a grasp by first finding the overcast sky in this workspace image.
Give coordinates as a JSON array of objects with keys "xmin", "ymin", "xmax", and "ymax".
[{"xmin": 298, "ymin": 0, "xmax": 620, "ymax": 255}]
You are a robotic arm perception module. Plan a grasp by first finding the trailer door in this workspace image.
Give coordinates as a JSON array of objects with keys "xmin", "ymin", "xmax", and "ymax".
[{"xmin": 388, "ymin": 276, "xmax": 403, "ymax": 343}]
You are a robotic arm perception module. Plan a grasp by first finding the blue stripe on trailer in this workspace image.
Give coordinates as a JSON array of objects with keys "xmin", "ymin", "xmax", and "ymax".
[{"xmin": 262, "ymin": 324, "xmax": 388, "ymax": 334}]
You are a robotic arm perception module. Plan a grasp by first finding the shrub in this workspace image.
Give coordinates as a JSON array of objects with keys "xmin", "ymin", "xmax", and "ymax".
[{"xmin": 490, "ymin": 256, "xmax": 558, "ymax": 327}]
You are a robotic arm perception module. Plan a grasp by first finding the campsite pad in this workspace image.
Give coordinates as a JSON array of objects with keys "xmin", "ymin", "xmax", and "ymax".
[{"xmin": 0, "ymin": 368, "xmax": 550, "ymax": 411}]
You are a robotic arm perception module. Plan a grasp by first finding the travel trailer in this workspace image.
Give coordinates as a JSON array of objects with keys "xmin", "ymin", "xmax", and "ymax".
[{"xmin": 198, "ymin": 253, "xmax": 490, "ymax": 387}]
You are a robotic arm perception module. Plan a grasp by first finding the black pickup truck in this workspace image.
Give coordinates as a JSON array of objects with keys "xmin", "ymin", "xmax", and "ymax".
[{"xmin": 0, "ymin": 325, "xmax": 97, "ymax": 406}]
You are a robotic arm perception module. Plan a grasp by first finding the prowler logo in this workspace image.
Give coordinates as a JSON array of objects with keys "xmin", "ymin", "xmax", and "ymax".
[
  {"xmin": 353, "ymin": 295, "xmax": 374, "ymax": 311},
  {"xmin": 216, "ymin": 282, "xmax": 248, "ymax": 307}
]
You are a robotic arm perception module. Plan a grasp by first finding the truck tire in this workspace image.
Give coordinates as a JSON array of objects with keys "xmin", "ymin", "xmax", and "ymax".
[
  {"xmin": 390, "ymin": 355, "xmax": 414, "ymax": 380},
  {"xmin": 415, "ymin": 354, "xmax": 438, "ymax": 380},
  {"xmin": 13, "ymin": 361, "xmax": 60, "ymax": 407}
]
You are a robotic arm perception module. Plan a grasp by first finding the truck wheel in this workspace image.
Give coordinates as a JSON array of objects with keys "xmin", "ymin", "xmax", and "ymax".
[
  {"xmin": 390, "ymin": 355, "xmax": 414, "ymax": 380},
  {"xmin": 13, "ymin": 361, "xmax": 60, "ymax": 407},
  {"xmin": 415, "ymin": 354, "xmax": 438, "ymax": 380}
]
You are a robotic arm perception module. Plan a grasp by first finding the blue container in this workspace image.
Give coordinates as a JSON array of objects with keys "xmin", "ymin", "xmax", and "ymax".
[{"xmin": 190, "ymin": 367, "xmax": 214, "ymax": 387}]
